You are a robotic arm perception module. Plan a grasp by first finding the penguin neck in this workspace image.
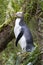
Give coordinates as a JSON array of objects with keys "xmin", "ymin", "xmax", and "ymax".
[{"xmin": 15, "ymin": 17, "xmax": 23, "ymax": 26}]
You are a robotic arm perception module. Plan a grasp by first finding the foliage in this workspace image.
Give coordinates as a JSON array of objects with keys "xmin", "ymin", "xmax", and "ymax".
[
  {"xmin": 0, "ymin": 0, "xmax": 9, "ymax": 25},
  {"xmin": 39, "ymin": 0, "xmax": 43, "ymax": 10},
  {"xmin": 0, "ymin": 39, "xmax": 40, "ymax": 65}
]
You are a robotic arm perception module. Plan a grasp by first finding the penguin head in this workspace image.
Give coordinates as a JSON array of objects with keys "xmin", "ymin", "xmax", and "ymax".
[{"xmin": 16, "ymin": 12, "xmax": 23, "ymax": 18}]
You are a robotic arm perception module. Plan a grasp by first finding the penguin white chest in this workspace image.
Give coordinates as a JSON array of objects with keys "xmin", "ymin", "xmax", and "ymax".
[
  {"xmin": 14, "ymin": 18, "xmax": 21, "ymax": 38},
  {"xmin": 19, "ymin": 35, "xmax": 26, "ymax": 50},
  {"xmin": 14, "ymin": 18, "xmax": 26, "ymax": 50}
]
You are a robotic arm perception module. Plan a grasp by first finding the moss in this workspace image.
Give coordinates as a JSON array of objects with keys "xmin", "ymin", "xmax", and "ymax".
[{"xmin": 0, "ymin": 39, "xmax": 21, "ymax": 65}]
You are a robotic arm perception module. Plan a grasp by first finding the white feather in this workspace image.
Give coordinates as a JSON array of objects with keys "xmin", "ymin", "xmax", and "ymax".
[
  {"xmin": 14, "ymin": 18, "xmax": 21, "ymax": 38},
  {"xmin": 19, "ymin": 35, "xmax": 26, "ymax": 50}
]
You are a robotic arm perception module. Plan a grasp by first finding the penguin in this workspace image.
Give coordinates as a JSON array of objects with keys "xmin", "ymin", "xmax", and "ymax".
[{"xmin": 14, "ymin": 12, "xmax": 35, "ymax": 52}]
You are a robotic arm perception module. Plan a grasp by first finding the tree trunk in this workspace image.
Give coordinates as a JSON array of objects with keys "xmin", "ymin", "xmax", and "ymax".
[{"xmin": 0, "ymin": 24, "xmax": 14, "ymax": 52}]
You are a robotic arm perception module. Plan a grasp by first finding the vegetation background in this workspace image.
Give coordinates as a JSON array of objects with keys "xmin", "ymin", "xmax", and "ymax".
[{"xmin": 0, "ymin": 0, "xmax": 43, "ymax": 65}]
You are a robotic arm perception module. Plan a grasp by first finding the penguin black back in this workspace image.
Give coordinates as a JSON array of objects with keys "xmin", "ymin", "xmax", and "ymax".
[{"xmin": 19, "ymin": 18, "xmax": 34, "ymax": 52}]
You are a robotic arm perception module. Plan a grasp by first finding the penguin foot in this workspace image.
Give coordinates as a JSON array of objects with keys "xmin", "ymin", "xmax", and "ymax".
[
  {"xmin": 17, "ymin": 52, "xmax": 21, "ymax": 55},
  {"xmin": 17, "ymin": 51, "xmax": 24, "ymax": 55},
  {"xmin": 27, "ymin": 62, "xmax": 33, "ymax": 65}
]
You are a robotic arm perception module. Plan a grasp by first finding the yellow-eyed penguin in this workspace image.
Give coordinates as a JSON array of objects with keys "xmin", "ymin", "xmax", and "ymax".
[{"xmin": 14, "ymin": 12, "xmax": 35, "ymax": 52}]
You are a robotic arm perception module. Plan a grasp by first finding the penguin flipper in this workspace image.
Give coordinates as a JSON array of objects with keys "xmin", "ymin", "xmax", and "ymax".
[{"xmin": 16, "ymin": 29, "xmax": 24, "ymax": 46}]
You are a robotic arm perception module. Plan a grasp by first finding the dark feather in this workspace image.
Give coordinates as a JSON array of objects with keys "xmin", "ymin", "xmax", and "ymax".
[{"xmin": 16, "ymin": 29, "xmax": 24, "ymax": 46}]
